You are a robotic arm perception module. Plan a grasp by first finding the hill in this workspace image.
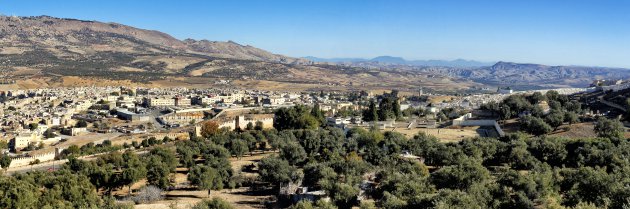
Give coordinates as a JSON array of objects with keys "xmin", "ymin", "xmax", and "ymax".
[
  {"xmin": 0, "ymin": 15, "xmax": 480, "ymax": 92},
  {"xmin": 0, "ymin": 15, "xmax": 306, "ymax": 64}
]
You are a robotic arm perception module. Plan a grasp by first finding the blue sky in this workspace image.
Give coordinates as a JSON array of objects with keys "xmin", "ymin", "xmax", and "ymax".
[{"xmin": 1, "ymin": 0, "xmax": 629, "ymax": 68}]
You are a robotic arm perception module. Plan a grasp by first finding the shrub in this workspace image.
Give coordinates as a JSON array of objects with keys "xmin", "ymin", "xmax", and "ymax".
[
  {"xmin": 132, "ymin": 186, "xmax": 163, "ymax": 204},
  {"xmin": 191, "ymin": 197, "xmax": 234, "ymax": 209}
]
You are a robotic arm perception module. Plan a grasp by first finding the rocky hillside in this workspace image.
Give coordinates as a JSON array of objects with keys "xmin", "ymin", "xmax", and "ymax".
[
  {"xmin": 183, "ymin": 39, "xmax": 308, "ymax": 64},
  {"xmin": 0, "ymin": 15, "xmax": 314, "ymax": 82},
  {"xmin": 0, "ymin": 15, "xmax": 308, "ymax": 63},
  {"xmin": 1, "ymin": 15, "xmax": 471, "ymax": 91}
]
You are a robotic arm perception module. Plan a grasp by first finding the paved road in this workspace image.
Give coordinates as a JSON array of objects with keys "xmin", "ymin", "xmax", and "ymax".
[{"xmin": 146, "ymin": 108, "xmax": 167, "ymax": 131}]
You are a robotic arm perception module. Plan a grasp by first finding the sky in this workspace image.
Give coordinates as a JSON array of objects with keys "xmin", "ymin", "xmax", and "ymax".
[{"xmin": 1, "ymin": 0, "xmax": 629, "ymax": 68}]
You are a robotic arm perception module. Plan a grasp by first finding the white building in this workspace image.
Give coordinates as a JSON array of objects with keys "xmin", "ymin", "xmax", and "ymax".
[
  {"xmin": 12, "ymin": 132, "xmax": 39, "ymax": 150},
  {"xmin": 70, "ymin": 127, "xmax": 87, "ymax": 136},
  {"xmin": 146, "ymin": 97, "xmax": 175, "ymax": 107}
]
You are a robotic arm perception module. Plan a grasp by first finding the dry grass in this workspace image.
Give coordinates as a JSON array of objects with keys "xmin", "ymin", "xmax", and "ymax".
[
  {"xmin": 134, "ymin": 56, "xmax": 206, "ymax": 74},
  {"xmin": 28, "ymin": 132, "xmax": 122, "ymax": 155},
  {"xmin": 114, "ymin": 66, "xmax": 147, "ymax": 72},
  {"xmin": 134, "ymin": 187, "xmax": 270, "ymax": 209},
  {"xmin": 0, "ymin": 47, "xmax": 26, "ymax": 54},
  {"xmin": 188, "ymin": 67, "xmax": 218, "ymax": 76},
  {"xmin": 131, "ymin": 153, "xmax": 272, "ymax": 209},
  {"xmin": 549, "ymin": 122, "xmax": 601, "ymax": 138},
  {"xmin": 391, "ymin": 127, "xmax": 486, "ymax": 143}
]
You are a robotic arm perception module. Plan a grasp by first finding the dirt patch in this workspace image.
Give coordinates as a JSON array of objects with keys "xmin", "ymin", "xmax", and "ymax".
[
  {"xmin": 134, "ymin": 186, "xmax": 271, "ymax": 209},
  {"xmin": 0, "ymin": 47, "xmax": 26, "ymax": 54},
  {"xmin": 114, "ymin": 66, "xmax": 147, "ymax": 72},
  {"xmin": 391, "ymin": 126, "xmax": 486, "ymax": 143},
  {"xmin": 550, "ymin": 123, "xmax": 597, "ymax": 138},
  {"xmin": 132, "ymin": 153, "xmax": 273, "ymax": 209}
]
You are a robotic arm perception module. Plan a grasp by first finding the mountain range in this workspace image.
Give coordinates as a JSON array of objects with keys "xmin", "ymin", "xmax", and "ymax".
[
  {"xmin": 413, "ymin": 61, "xmax": 630, "ymax": 88},
  {"xmin": 1, "ymin": 15, "xmax": 629, "ymax": 91},
  {"xmin": 304, "ymin": 56, "xmax": 494, "ymax": 68}
]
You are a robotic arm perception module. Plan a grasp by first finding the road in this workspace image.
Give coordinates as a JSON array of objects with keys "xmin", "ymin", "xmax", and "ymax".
[
  {"xmin": 146, "ymin": 108, "xmax": 167, "ymax": 131},
  {"xmin": 598, "ymin": 95, "xmax": 627, "ymax": 113}
]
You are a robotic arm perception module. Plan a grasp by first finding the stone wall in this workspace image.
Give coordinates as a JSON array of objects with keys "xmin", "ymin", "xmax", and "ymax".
[
  {"xmin": 8, "ymin": 151, "xmax": 56, "ymax": 168},
  {"xmin": 218, "ymin": 121, "xmax": 236, "ymax": 130},
  {"xmin": 150, "ymin": 132, "xmax": 190, "ymax": 140},
  {"xmin": 452, "ymin": 113, "xmax": 505, "ymax": 137},
  {"xmin": 237, "ymin": 116, "xmax": 274, "ymax": 130},
  {"xmin": 217, "ymin": 115, "xmax": 274, "ymax": 131}
]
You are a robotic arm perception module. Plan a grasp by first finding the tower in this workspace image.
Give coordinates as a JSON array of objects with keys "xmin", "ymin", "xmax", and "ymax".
[{"xmin": 194, "ymin": 125, "xmax": 202, "ymax": 137}]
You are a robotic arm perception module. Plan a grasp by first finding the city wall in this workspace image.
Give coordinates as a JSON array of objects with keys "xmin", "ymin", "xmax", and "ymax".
[{"xmin": 8, "ymin": 151, "xmax": 56, "ymax": 168}]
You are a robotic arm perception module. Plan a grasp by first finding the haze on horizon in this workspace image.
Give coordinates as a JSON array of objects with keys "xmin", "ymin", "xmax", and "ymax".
[{"xmin": 1, "ymin": 0, "xmax": 629, "ymax": 68}]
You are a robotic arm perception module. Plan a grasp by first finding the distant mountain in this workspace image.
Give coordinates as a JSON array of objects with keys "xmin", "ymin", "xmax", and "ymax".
[
  {"xmin": 370, "ymin": 56, "xmax": 408, "ymax": 64},
  {"xmin": 304, "ymin": 56, "xmax": 493, "ymax": 67},
  {"xmin": 304, "ymin": 58, "xmax": 630, "ymax": 88},
  {"xmin": 408, "ymin": 59, "xmax": 495, "ymax": 68},
  {"xmin": 302, "ymin": 56, "xmax": 368, "ymax": 63},
  {"xmin": 416, "ymin": 61, "xmax": 630, "ymax": 89}
]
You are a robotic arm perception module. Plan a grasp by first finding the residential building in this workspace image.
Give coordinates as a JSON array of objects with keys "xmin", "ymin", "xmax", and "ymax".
[{"xmin": 145, "ymin": 97, "xmax": 175, "ymax": 107}]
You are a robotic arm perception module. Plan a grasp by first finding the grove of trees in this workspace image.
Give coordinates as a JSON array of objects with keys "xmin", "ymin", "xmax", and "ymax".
[
  {"xmin": 253, "ymin": 126, "xmax": 630, "ymax": 209},
  {"xmin": 1, "ymin": 92, "xmax": 629, "ymax": 209},
  {"xmin": 482, "ymin": 90, "xmax": 587, "ymax": 135},
  {"xmin": 362, "ymin": 91, "xmax": 402, "ymax": 122}
]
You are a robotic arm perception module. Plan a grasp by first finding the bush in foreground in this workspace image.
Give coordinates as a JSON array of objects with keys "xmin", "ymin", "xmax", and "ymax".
[{"xmin": 191, "ymin": 197, "xmax": 234, "ymax": 209}]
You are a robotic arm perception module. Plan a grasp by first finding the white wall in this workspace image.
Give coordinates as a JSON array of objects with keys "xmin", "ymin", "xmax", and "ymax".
[{"xmin": 452, "ymin": 113, "xmax": 505, "ymax": 137}]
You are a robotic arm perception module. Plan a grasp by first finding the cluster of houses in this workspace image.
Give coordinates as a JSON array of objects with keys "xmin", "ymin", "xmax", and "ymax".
[
  {"xmin": 0, "ymin": 87, "xmax": 356, "ymax": 158},
  {"xmin": 1, "ymin": 84, "xmax": 595, "ymax": 170}
]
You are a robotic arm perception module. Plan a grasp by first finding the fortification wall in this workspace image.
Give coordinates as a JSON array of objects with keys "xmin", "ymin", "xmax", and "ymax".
[
  {"xmin": 238, "ymin": 117, "xmax": 274, "ymax": 129},
  {"xmin": 151, "ymin": 132, "xmax": 190, "ymax": 140},
  {"xmin": 218, "ymin": 121, "xmax": 236, "ymax": 130},
  {"xmin": 8, "ymin": 151, "xmax": 56, "ymax": 168}
]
